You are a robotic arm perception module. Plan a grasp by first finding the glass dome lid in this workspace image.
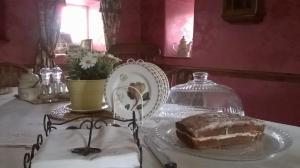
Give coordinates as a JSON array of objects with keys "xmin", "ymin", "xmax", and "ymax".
[{"xmin": 166, "ymin": 72, "xmax": 245, "ymax": 116}]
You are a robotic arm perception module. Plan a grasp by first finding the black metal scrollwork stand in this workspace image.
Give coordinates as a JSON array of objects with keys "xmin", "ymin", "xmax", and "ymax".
[
  {"xmin": 24, "ymin": 111, "xmax": 143, "ymax": 168},
  {"xmin": 70, "ymin": 118, "xmax": 102, "ymax": 156}
]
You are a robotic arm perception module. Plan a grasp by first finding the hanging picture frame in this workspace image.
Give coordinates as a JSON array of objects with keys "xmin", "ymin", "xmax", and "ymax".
[{"xmin": 222, "ymin": 0, "xmax": 265, "ymax": 23}]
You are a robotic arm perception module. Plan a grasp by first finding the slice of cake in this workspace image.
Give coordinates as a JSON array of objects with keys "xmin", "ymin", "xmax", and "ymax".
[{"xmin": 176, "ymin": 112, "xmax": 265, "ymax": 149}]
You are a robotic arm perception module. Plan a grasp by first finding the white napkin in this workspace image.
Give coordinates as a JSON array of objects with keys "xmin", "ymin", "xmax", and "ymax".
[{"xmin": 32, "ymin": 126, "xmax": 140, "ymax": 168}]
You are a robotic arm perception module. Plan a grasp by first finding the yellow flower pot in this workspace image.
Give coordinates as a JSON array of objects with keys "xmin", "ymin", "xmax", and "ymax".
[{"xmin": 67, "ymin": 79, "xmax": 105, "ymax": 111}]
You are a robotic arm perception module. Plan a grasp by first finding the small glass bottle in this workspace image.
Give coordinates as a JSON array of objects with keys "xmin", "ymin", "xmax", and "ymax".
[
  {"xmin": 51, "ymin": 66, "xmax": 63, "ymax": 95},
  {"xmin": 39, "ymin": 67, "xmax": 54, "ymax": 102}
]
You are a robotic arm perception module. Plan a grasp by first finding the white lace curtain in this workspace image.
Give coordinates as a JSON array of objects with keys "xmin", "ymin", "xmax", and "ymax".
[
  {"xmin": 100, "ymin": 0, "xmax": 122, "ymax": 49},
  {"xmin": 35, "ymin": 0, "xmax": 66, "ymax": 70}
]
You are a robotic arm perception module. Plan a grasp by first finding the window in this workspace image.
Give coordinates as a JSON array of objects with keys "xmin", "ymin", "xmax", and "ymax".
[
  {"xmin": 165, "ymin": 0, "xmax": 194, "ymax": 57},
  {"xmin": 58, "ymin": 3, "xmax": 106, "ymax": 52},
  {"xmin": 60, "ymin": 5, "xmax": 88, "ymax": 44}
]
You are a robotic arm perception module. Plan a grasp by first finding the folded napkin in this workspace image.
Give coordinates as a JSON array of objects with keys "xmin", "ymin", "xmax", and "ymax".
[{"xmin": 32, "ymin": 126, "xmax": 140, "ymax": 168}]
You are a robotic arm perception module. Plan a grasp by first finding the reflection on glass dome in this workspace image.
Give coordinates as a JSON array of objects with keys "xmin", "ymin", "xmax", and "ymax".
[{"xmin": 166, "ymin": 72, "xmax": 245, "ymax": 116}]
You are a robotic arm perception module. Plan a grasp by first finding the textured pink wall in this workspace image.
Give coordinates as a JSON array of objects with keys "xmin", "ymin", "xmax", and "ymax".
[
  {"xmin": 162, "ymin": 0, "xmax": 300, "ymax": 74},
  {"xmin": 117, "ymin": 0, "xmax": 141, "ymax": 44},
  {"xmin": 0, "ymin": 0, "xmax": 40, "ymax": 65},
  {"xmin": 141, "ymin": 0, "xmax": 165, "ymax": 53},
  {"xmin": 192, "ymin": 0, "xmax": 300, "ymax": 74},
  {"xmin": 158, "ymin": 0, "xmax": 300, "ymax": 126},
  {"xmin": 208, "ymin": 75, "xmax": 300, "ymax": 126}
]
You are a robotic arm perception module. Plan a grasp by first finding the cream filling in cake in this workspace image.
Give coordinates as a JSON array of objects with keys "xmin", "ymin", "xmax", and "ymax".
[
  {"xmin": 177, "ymin": 129, "xmax": 259, "ymax": 141},
  {"xmin": 190, "ymin": 120, "xmax": 264, "ymax": 136}
]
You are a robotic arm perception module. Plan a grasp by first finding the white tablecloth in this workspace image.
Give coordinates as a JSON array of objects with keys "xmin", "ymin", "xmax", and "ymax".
[{"xmin": 0, "ymin": 88, "xmax": 300, "ymax": 168}]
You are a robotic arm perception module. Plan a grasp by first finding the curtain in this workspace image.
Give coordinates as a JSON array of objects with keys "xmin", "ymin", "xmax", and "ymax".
[
  {"xmin": 100, "ymin": 0, "xmax": 122, "ymax": 49},
  {"xmin": 35, "ymin": 0, "xmax": 66, "ymax": 71}
]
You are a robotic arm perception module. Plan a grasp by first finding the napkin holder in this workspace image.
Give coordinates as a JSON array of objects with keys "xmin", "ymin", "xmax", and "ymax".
[{"xmin": 23, "ymin": 112, "xmax": 142, "ymax": 168}]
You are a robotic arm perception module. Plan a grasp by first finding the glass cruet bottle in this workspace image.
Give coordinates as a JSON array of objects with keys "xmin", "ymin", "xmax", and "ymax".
[
  {"xmin": 39, "ymin": 67, "xmax": 54, "ymax": 101},
  {"xmin": 51, "ymin": 66, "xmax": 63, "ymax": 95}
]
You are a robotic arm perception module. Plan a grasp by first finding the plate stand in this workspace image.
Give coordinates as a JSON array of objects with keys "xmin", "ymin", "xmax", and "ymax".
[{"xmin": 111, "ymin": 85, "xmax": 144, "ymax": 124}]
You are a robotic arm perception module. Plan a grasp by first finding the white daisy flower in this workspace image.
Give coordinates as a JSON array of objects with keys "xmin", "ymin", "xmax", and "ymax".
[{"xmin": 79, "ymin": 56, "xmax": 97, "ymax": 69}]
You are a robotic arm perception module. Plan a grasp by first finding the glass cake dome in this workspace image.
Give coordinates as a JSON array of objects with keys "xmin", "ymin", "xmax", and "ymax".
[{"xmin": 166, "ymin": 72, "xmax": 245, "ymax": 116}]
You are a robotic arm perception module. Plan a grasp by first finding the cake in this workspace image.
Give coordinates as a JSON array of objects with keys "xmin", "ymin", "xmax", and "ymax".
[{"xmin": 176, "ymin": 112, "xmax": 265, "ymax": 149}]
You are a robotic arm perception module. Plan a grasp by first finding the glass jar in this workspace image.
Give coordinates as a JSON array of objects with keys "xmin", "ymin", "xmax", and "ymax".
[{"xmin": 166, "ymin": 72, "xmax": 244, "ymax": 116}]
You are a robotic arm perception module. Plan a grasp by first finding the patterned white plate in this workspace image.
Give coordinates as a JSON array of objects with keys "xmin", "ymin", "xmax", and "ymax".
[
  {"xmin": 105, "ymin": 62, "xmax": 160, "ymax": 120},
  {"xmin": 154, "ymin": 123, "xmax": 293, "ymax": 161},
  {"xmin": 140, "ymin": 62, "xmax": 169, "ymax": 107}
]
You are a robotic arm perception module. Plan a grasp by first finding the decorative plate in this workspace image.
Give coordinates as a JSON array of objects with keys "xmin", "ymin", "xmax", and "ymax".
[
  {"xmin": 105, "ymin": 62, "xmax": 160, "ymax": 120},
  {"xmin": 154, "ymin": 123, "xmax": 293, "ymax": 161},
  {"xmin": 139, "ymin": 62, "xmax": 169, "ymax": 109},
  {"xmin": 141, "ymin": 62, "xmax": 170, "ymax": 105}
]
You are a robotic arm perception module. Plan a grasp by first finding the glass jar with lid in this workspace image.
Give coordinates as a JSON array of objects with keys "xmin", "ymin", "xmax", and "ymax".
[{"xmin": 166, "ymin": 72, "xmax": 245, "ymax": 116}]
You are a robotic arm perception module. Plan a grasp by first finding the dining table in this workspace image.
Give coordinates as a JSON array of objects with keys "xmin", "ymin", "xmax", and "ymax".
[{"xmin": 0, "ymin": 88, "xmax": 300, "ymax": 168}]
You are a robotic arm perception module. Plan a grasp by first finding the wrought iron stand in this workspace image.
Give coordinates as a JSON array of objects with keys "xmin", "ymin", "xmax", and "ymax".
[{"xmin": 23, "ymin": 111, "xmax": 142, "ymax": 168}]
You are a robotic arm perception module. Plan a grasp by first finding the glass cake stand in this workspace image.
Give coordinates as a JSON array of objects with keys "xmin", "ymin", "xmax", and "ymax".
[
  {"xmin": 166, "ymin": 72, "xmax": 245, "ymax": 116},
  {"xmin": 153, "ymin": 122, "xmax": 293, "ymax": 161}
]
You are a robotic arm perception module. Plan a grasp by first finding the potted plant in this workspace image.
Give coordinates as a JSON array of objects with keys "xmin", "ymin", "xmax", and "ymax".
[{"xmin": 67, "ymin": 45, "xmax": 121, "ymax": 111}]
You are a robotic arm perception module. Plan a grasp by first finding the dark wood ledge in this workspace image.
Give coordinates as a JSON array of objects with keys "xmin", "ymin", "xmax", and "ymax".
[{"xmin": 158, "ymin": 64, "xmax": 300, "ymax": 84}]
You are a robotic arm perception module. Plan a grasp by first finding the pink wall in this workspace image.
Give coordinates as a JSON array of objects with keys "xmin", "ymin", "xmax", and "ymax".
[
  {"xmin": 117, "ymin": 0, "xmax": 141, "ymax": 44},
  {"xmin": 161, "ymin": 0, "xmax": 300, "ymax": 74},
  {"xmin": 0, "ymin": 0, "xmax": 40, "ymax": 66},
  {"xmin": 140, "ymin": 0, "xmax": 165, "ymax": 52},
  {"xmin": 207, "ymin": 75, "xmax": 300, "ymax": 126},
  {"xmin": 157, "ymin": 0, "xmax": 300, "ymax": 126},
  {"xmin": 192, "ymin": 0, "xmax": 300, "ymax": 74}
]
